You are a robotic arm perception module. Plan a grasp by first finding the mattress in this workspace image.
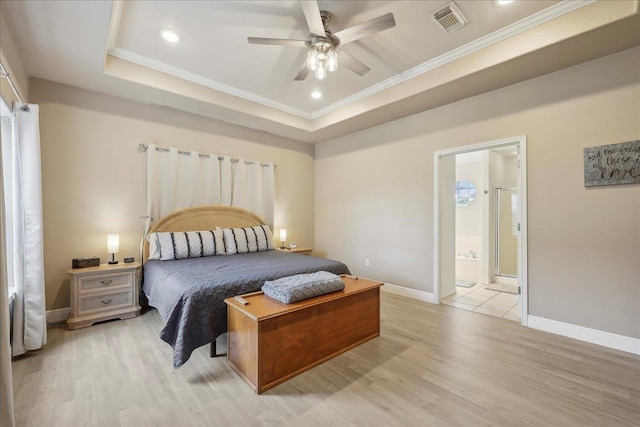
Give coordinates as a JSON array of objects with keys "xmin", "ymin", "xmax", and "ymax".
[{"xmin": 142, "ymin": 250, "xmax": 350, "ymax": 368}]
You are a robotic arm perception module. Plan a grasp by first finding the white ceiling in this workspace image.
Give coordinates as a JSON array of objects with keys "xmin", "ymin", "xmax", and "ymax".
[
  {"xmin": 111, "ymin": 0, "xmax": 558, "ymax": 115},
  {"xmin": 2, "ymin": 1, "xmax": 639, "ymax": 143}
]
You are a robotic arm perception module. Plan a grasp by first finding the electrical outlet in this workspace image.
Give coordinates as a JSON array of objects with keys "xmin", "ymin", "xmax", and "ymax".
[{"xmin": 365, "ymin": 258, "xmax": 370, "ymax": 267}]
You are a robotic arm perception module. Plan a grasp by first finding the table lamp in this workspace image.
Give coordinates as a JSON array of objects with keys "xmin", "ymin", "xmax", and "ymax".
[
  {"xmin": 107, "ymin": 234, "xmax": 119, "ymax": 264},
  {"xmin": 279, "ymin": 229, "xmax": 286, "ymax": 249}
]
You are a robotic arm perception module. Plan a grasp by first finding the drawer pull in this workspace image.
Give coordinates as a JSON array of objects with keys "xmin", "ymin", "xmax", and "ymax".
[
  {"xmin": 101, "ymin": 298, "xmax": 113, "ymax": 305},
  {"xmin": 100, "ymin": 279, "xmax": 113, "ymax": 286}
]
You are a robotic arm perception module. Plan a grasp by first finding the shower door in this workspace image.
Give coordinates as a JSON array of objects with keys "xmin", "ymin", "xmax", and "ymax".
[{"xmin": 495, "ymin": 187, "xmax": 518, "ymax": 277}]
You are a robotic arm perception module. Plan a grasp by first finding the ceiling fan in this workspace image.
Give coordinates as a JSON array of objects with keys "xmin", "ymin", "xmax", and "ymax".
[{"xmin": 247, "ymin": 1, "xmax": 396, "ymax": 81}]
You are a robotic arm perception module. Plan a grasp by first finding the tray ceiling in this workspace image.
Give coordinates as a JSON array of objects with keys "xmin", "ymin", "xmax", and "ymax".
[{"xmin": 2, "ymin": 1, "xmax": 639, "ymax": 142}]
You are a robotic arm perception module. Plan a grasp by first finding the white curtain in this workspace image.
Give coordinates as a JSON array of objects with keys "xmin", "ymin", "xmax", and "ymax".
[
  {"xmin": 220, "ymin": 155, "xmax": 232, "ymax": 206},
  {"xmin": 0, "ymin": 99, "xmax": 16, "ymax": 427},
  {"xmin": 231, "ymin": 159, "xmax": 275, "ymax": 226},
  {"xmin": 146, "ymin": 144, "xmax": 275, "ymax": 229},
  {"xmin": 1, "ymin": 104, "xmax": 47, "ymax": 357},
  {"xmin": 146, "ymin": 143, "xmax": 230, "ymax": 225},
  {"xmin": 261, "ymin": 163, "xmax": 275, "ymax": 227}
]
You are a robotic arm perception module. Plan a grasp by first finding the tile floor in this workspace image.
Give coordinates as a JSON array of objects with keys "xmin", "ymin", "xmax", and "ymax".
[{"xmin": 442, "ymin": 282, "xmax": 520, "ymax": 322}]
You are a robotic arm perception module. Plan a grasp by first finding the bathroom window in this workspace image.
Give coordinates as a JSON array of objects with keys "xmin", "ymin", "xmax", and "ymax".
[{"xmin": 455, "ymin": 180, "xmax": 476, "ymax": 207}]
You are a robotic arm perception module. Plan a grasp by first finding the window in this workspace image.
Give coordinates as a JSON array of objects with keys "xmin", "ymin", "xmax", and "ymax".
[{"xmin": 455, "ymin": 179, "xmax": 476, "ymax": 207}]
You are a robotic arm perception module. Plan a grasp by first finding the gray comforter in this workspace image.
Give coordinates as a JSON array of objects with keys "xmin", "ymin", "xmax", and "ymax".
[{"xmin": 142, "ymin": 250, "xmax": 350, "ymax": 368}]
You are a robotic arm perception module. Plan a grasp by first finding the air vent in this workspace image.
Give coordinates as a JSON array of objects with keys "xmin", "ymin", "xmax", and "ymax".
[{"xmin": 433, "ymin": 2, "xmax": 468, "ymax": 33}]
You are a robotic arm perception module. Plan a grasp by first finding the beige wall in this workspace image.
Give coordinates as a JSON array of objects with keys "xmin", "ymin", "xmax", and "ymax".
[
  {"xmin": 0, "ymin": 8, "xmax": 29, "ymax": 104},
  {"xmin": 30, "ymin": 79, "xmax": 315, "ymax": 311},
  {"xmin": 315, "ymin": 47, "xmax": 640, "ymax": 338}
]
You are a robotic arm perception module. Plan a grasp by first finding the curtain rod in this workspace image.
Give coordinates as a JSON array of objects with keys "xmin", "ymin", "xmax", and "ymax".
[
  {"xmin": 0, "ymin": 60, "xmax": 29, "ymax": 112},
  {"xmin": 138, "ymin": 143, "xmax": 277, "ymax": 168}
]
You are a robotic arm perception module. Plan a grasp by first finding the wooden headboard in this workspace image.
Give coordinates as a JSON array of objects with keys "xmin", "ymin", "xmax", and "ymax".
[{"xmin": 143, "ymin": 206, "xmax": 266, "ymax": 262}]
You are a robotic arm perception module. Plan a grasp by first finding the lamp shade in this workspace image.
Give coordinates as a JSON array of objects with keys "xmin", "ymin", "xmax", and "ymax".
[
  {"xmin": 279, "ymin": 229, "xmax": 287, "ymax": 242},
  {"xmin": 107, "ymin": 234, "xmax": 120, "ymax": 254}
]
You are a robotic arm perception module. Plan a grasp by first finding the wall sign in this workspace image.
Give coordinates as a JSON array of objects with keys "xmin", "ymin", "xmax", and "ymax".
[{"xmin": 583, "ymin": 140, "xmax": 640, "ymax": 187}]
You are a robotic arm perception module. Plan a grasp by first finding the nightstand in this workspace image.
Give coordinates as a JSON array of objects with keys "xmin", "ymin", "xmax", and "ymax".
[
  {"xmin": 276, "ymin": 246, "xmax": 313, "ymax": 256},
  {"xmin": 67, "ymin": 262, "xmax": 141, "ymax": 329}
]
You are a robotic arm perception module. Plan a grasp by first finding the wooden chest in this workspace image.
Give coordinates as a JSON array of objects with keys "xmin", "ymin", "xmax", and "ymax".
[{"xmin": 224, "ymin": 276, "xmax": 383, "ymax": 394}]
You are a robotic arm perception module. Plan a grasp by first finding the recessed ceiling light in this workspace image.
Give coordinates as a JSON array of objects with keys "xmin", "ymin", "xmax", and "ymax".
[
  {"xmin": 497, "ymin": 0, "xmax": 514, "ymax": 4},
  {"xmin": 311, "ymin": 91, "xmax": 322, "ymax": 99},
  {"xmin": 161, "ymin": 30, "xmax": 180, "ymax": 43}
]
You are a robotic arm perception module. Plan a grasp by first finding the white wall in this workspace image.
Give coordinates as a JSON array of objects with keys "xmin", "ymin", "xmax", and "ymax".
[
  {"xmin": 31, "ymin": 79, "xmax": 315, "ymax": 311},
  {"xmin": 315, "ymin": 47, "xmax": 640, "ymax": 339}
]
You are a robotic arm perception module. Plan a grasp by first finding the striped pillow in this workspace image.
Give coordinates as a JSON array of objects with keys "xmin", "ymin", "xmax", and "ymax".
[
  {"xmin": 222, "ymin": 225, "xmax": 275, "ymax": 255},
  {"xmin": 147, "ymin": 229, "xmax": 225, "ymax": 261}
]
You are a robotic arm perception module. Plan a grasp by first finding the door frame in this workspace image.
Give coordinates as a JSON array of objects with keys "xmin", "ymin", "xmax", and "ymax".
[{"xmin": 433, "ymin": 135, "xmax": 529, "ymax": 326}]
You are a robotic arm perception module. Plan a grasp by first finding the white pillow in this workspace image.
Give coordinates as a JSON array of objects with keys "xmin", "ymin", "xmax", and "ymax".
[
  {"xmin": 223, "ymin": 225, "xmax": 275, "ymax": 255},
  {"xmin": 146, "ymin": 229, "xmax": 225, "ymax": 260}
]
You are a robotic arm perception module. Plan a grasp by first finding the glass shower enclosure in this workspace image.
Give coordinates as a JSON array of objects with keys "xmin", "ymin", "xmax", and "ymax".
[{"xmin": 494, "ymin": 187, "xmax": 518, "ymax": 277}]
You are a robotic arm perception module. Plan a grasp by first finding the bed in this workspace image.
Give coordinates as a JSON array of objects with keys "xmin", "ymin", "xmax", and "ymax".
[{"xmin": 141, "ymin": 206, "xmax": 350, "ymax": 368}]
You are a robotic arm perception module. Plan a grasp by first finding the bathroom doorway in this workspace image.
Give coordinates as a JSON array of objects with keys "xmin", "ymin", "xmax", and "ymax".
[{"xmin": 433, "ymin": 136, "xmax": 528, "ymax": 325}]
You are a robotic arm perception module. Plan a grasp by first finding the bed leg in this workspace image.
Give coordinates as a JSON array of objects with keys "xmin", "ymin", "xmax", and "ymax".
[{"xmin": 210, "ymin": 336, "xmax": 227, "ymax": 358}]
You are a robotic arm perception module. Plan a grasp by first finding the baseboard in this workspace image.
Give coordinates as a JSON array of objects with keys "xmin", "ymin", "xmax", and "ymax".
[
  {"xmin": 381, "ymin": 283, "xmax": 435, "ymax": 304},
  {"xmin": 528, "ymin": 315, "xmax": 640, "ymax": 355},
  {"xmin": 46, "ymin": 307, "xmax": 70, "ymax": 324}
]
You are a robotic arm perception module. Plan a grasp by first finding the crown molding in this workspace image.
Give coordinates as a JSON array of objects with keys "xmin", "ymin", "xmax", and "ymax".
[
  {"xmin": 310, "ymin": 0, "xmax": 596, "ymax": 119},
  {"xmin": 107, "ymin": 47, "xmax": 312, "ymax": 119},
  {"xmin": 105, "ymin": 0, "xmax": 595, "ymax": 122},
  {"xmin": 106, "ymin": 0, "xmax": 124, "ymax": 53}
]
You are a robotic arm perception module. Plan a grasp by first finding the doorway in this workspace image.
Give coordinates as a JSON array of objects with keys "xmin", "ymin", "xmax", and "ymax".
[{"xmin": 433, "ymin": 136, "xmax": 528, "ymax": 326}]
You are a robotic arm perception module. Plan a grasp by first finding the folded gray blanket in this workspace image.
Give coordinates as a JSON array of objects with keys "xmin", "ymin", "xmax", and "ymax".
[{"xmin": 262, "ymin": 271, "xmax": 345, "ymax": 304}]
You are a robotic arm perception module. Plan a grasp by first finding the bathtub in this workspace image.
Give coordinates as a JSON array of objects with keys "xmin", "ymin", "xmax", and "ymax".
[{"xmin": 455, "ymin": 255, "xmax": 482, "ymax": 283}]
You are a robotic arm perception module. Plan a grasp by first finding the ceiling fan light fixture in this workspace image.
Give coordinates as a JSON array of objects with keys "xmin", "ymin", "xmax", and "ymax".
[
  {"xmin": 307, "ymin": 37, "xmax": 337, "ymax": 79},
  {"xmin": 307, "ymin": 50, "xmax": 318, "ymax": 70},
  {"xmin": 327, "ymin": 49, "xmax": 338, "ymax": 72},
  {"xmin": 248, "ymin": 4, "xmax": 393, "ymax": 81}
]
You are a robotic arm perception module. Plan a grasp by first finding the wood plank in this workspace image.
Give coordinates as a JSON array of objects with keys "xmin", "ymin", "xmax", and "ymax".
[{"xmin": 10, "ymin": 292, "xmax": 640, "ymax": 427}]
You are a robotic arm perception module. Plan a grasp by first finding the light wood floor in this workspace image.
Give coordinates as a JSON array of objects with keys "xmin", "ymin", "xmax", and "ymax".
[{"xmin": 11, "ymin": 292, "xmax": 640, "ymax": 426}]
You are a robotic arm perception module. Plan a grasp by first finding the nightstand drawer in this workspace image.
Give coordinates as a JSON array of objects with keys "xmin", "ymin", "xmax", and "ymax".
[
  {"xmin": 79, "ymin": 272, "xmax": 132, "ymax": 292},
  {"xmin": 68, "ymin": 262, "xmax": 141, "ymax": 329},
  {"xmin": 78, "ymin": 290, "xmax": 133, "ymax": 315}
]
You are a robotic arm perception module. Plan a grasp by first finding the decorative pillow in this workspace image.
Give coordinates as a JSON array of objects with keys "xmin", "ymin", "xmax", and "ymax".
[
  {"xmin": 147, "ymin": 234, "xmax": 162, "ymax": 260},
  {"xmin": 147, "ymin": 229, "xmax": 225, "ymax": 261},
  {"xmin": 222, "ymin": 225, "xmax": 275, "ymax": 255},
  {"xmin": 262, "ymin": 271, "xmax": 345, "ymax": 304}
]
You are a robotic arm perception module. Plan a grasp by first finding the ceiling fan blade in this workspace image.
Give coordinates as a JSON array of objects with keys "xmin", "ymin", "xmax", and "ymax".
[
  {"xmin": 294, "ymin": 64, "xmax": 311, "ymax": 81},
  {"xmin": 301, "ymin": 1, "xmax": 326, "ymax": 36},
  {"xmin": 247, "ymin": 37, "xmax": 308, "ymax": 47},
  {"xmin": 332, "ymin": 13, "xmax": 395, "ymax": 46},
  {"xmin": 337, "ymin": 50, "xmax": 371, "ymax": 76}
]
